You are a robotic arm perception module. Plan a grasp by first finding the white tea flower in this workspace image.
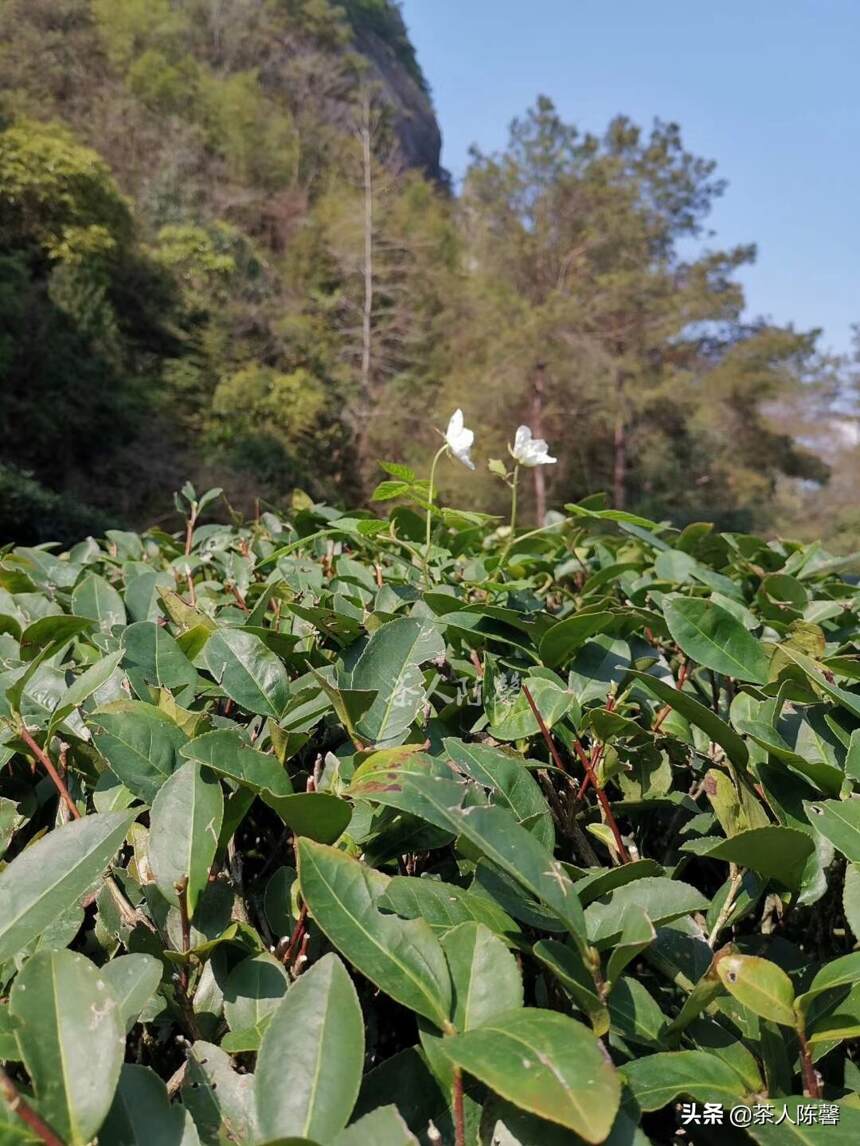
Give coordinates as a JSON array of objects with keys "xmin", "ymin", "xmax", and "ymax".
[
  {"xmin": 510, "ymin": 424, "xmax": 556, "ymax": 467},
  {"xmin": 445, "ymin": 408, "xmax": 475, "ymax": 469}
]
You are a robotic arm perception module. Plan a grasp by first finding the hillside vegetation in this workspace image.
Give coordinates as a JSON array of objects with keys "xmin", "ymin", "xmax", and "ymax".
[
  {"xmin": 1, "ymin": 480, "xmax": 860, "ymax": 1143},
  {"xmin": 1, "ymin": 0, "xmax": 856, "ymax": 545}
]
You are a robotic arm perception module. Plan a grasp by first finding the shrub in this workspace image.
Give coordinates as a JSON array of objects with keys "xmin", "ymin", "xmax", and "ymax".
[{"xmin": 1, "ymin": 479, "xmax": 860, "ymax": 1144}]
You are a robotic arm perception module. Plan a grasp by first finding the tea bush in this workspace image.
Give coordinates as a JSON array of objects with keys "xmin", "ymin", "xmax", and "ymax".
[{"xmin": 2, "ymin": 472, "xmax": 860, "ymax": 1145}]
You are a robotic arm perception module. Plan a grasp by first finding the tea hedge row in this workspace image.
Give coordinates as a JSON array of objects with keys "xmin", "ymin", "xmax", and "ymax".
[{"xmin": 1, "ymin": 486, "xmax": 860, "ymax": 1144}]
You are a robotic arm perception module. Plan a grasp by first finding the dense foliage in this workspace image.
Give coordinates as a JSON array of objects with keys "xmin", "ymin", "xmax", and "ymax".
[
  {"xmin": 0, "ymin": 0, "xmax": 854, "ymax": 544},
  {"xmin": 2, "ymin": 473, "xmax": 860, "ymax": 1144}
]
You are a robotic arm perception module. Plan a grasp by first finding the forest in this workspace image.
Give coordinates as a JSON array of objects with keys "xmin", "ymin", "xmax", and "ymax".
[{"xmin": 1, "ymin": 0, "xmax": 856, "ymax": 546}]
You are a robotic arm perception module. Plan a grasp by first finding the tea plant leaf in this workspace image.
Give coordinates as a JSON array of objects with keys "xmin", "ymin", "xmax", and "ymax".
[
  {"xmin": 350, "ymin": 768, "xmax": 587, "ymax": 944},
  {"xmin": 71, "ymin": 573, "xmax": 127, "ymax": 632},
  {"xmin": 681, "ymin": 826, "xmax": 815, "ymax": 888},
  {"xmin": 297, "ymin": 840, "xmax": 453, "ymax": 1027},
  {"xmin": 89, "ymin": 703, "xmax": 188, "ymax": 803},
  {"xmin": 439, "ymin": 1008, "xmax": 621, "ymax": 1141},
  {"xmin": 346, "ymin": 616, "xmax": 445, "ymax": 743},
  {"xmin": 101, "ymin": 1064, "xmax": 200, "ymax": 1146},
  {"xmin": 629, "ymin": 670, "xmax": 749, "ymax": 767},
  {"xmin": 622, "ymin": 1050, "xmax": 749, "ymax": 1110},
  {"xmin": 100, "ymin": 954, "xmax": 162, "ymax": 1032},
  {"xmin": 9, "ymin": 950, "xmax": 125, "ymax": 1145},
  {"xmin": 715, "ymin": 954, "xmax": 796, "ymax": 1026},
  {"xmin": 149, "ymin": 760, "xmax": 223, "ymax": 917},
  {"xmin": 333, "ymin": 1106, "xmax": 419, "ymax": 1146},
  {"xmin": 662, "ymin": 595, "xmax": 771, "ymax": 683},
  {"xmin": 0, "ymin": 810, "xmax": 134, "ymax": 963},
  {"xmin": 807, "ymin": 799, "xmax": 860, "ymax": 862},
  {"xmin": 441, "ymin": 921, "xmax": 523, "ymax": 1031},
  {"xmin": 183, "ymin": 1041, "xmax": 260, "ymax": 1145},
  {"xmin": 255, "ymin": 953, "xmax": 363, "ymax": 1143},
  {"xmin": 202, "ymin": 628, "xmax": 290, "ymax": 718},
  {"xmin": 378, "ymin": 875, "xmax": 522, "ymax": 944}
]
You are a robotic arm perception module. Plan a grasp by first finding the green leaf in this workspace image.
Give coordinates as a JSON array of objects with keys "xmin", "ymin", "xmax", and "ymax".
[
  {"xmin": 346, "ymin": 617, "xmax": 444, "ymax": 744},
  {"xmin": 90, "ymin": 703, "xmax": 188, "ymax": 803},
  {"xmin": 488, "ymin": 677, "xmax": 575, "ymax": 742},
  {"xmin": 223, "ymin": 952, "xmax": 289, "ymax": 1033},
  {"xmin": 585, "ymin": 877, "xmax": 708, "ymax": 947},
  {"xmin": 50, "ymin": 649, "xmax": 125, "ymax": 731},
  {"xmin": 371, "ymin": 479, "xmax": 412, "ymax": 502},
  {"xmin": 438, "ymin": 1008, "xmax": 620, "ymax": 1142},
  {"xmin": 377, "ymin": 875, "xmax": 522, "ymax": 944},
  {"xmin": 480, "ymin": 1097, "xmax": 645, "ymax": 1146},
  {"xmin": 333, "ymin": 1107, "xmax": 418, "ymax": 1146},
  {"xmin": 605, "ymin": 904, "xmax": 655, "ymax": 987},
  {"xmin": 19, "ymin": 614, "xmax": 95, "ymax": 659},
  {"xmin": 807, "ymin": 982, "xmax": 860, "ymax": 1044},
  {"xmin": 441, "ymin": 922, "xmax": 523, "ymax": 1031},
  {"xmin": 351, "ymin": 766, "xmax": 586, "ymax": 945},
  {"xmin": 255, "ymin": 953, "xmax": 363, "ymax": 1143},
  {"xmin": 844, "ymin": 863, "xmax": 860, "ymax": 940},
  {"xmin": 0, "ymin": 810, "xmax": 133, "ymax": 964},
  {"xmin": 629, "ymin": 670, "xmax": 749, "ymax": 767},
  {"xmin": 444, "ymin": 737, "xmax": 554, "ymax": 850},
  {"xmin": 122, "ymin": 621, "xmax": 197, "ymax": 694},
  {"xmin": 149, "ymin": 760, "xmax": 223, "ymax": 917},
  {"xmin": 9, "ymin": 950, "xmax": 125, "ymax": 1145},
  {"xmin": 807, "ymin": 799, "xmax": 860, "ymax": 862},
  {"xmin": 203, "ymin": 628, "xmax": 290, "ymax": 718},
  {"xmin": 715, "ymin": 953, "xmax": 796, "ymax": 1025},
  {"xmin": 532, "ymin": 939, "xmax": 609, "ymax": 1034},
  {"xmin": 101, "ymin": 1064, "xmax": 200, "ymax": 1146},
  {"xmin": 296, "ymin": 840, "xmax": 452, "ymax": 1028},
  {"xmin": 181, "ymin": 729, "xmax": 293, "ymax": 800},
  {"xmin": 681, "ymin": 826, "xmax": 815, "ymax": 889},
  {"xmin": 183, "ymin": 1041, "xmax": 260, "ymax": 1146},
  {"xmin": 662, "ymin": 595, "xmax": 771, "ymax": 683},
  {"xmin": 101, "ymin": 953, "xmax": 162, "ymax": 1032},
  {"xmin": 539, "ymin": 611, "xmax": 616, "ymax": 669},
  {"xmin": 622, "ymin": 1050, "xmax": 748, "ymax": 1110},
  {"xmin": 799, "ymin": 951, "xmax": 860, "ymax": 1004},
  {"xmin": 71, "ymin": 573, "xmax": 127, "ymax": 633}
]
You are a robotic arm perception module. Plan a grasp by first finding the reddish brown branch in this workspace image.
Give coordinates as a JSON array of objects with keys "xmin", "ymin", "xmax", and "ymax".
[
  {"xmin": 653, "ymin": 660, "xmax": 689, "ymax": 733},
  {"xmin": 0, "ymin": 1066, "xmax": 65, "ymax": 1146},
  {"xmin": 18, "ymin": 727, "xmax": 80, "ymax": 820},
  {"xmin": 522, "ymin": 685, "xmax": 571, "ymax": 778},
  {"xmin": 452, "ymin": 1067, "xmax": 466, "ymax": 1146},
  {"xmin": 523, "ymin": 685, "xmax": 631, "ymax": 863},
  {"xmin": 228, "ymin": 583, "xmax": 249, "ymax": 612},
  {"xmin": 278, "ymin": 903, "xmax": 309, "ymax": 971},
  {"xmin": 797, "ymin": 1025, "xmax": 822, "ymax": 1098}
]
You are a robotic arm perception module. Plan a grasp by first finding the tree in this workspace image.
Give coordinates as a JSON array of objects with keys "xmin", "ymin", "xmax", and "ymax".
[
  {"xmin": 442, "ymin": 97, "xmax": 828, "ymax": 529},
  {"xmin": 0, "ymin": 118, "xmax": 178, "ymax": 513}
]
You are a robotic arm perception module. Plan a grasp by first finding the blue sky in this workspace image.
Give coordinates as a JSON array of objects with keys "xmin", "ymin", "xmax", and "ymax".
[{"xmin": 400, "ymin": 0, "xmax": 858, "ymax": 356}]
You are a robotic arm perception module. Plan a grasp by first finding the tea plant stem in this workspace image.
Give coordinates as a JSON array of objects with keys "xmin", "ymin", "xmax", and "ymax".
[
  {"xmin": 0, "ymin": 1066, "xmax": 65, "ymax": 1146},
  {"xmin": 521, "ymin": 685, "xmax": 571, "ymax": 778},
  {"xmin": 708, "ymin": 863, "xmax": 743, "ymax": 948},
  {"xmin": 796, "ymin": 1019, "xmax": 822, "ymax": 1098},
  {"xmin": 175, "ymin": 877, "xmax": 192, "ymax": 995},
  {"xmin": 424, "ymin": 443, "xmax": 448, "ymax": 579},
  {"xmin": 452, "ymin": 1067, "xmax": 466, "ymax": 1146},
  {"xmin": 18, "ymin": 726, "xmax": 80, "ymax": 820},
  {"xmin": 652, "ymin": 660, "xmax": 689, "ymax": 733},
  {"xmin": 522, "ymin": 685, "xmax": 631, "ymax": 863},
  {"xmin": 279, "ymin": 903, "xmax": 309, "ymax": 971}
]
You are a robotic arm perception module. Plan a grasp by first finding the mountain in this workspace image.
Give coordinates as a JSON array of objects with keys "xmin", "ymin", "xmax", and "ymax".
[{"xmin": 0, "ymin": 0, "xmax": 449, "ymax": 538}]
